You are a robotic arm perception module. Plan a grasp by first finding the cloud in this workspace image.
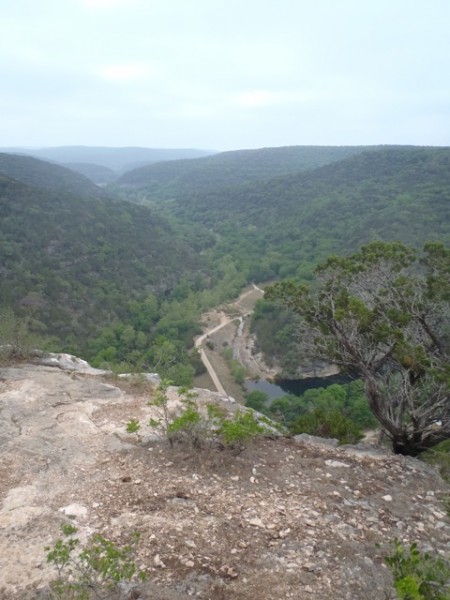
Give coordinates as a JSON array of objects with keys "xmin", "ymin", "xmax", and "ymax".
[
  {"xmin": 233, "ymin": 90, "xmax": 312, "ymax": 108},
  {"xmin": 79, "ymin": 0, "xmax": 137, "ymax": 8},
  {"xmin": 96, "ymin": 62, "xmax": 153, "ymax": 83}
]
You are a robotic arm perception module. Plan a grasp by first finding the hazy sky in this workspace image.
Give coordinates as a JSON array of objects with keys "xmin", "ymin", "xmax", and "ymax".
[{"xmin": 1, "ymin": 0, "xmax": 450, "ymax": 151}]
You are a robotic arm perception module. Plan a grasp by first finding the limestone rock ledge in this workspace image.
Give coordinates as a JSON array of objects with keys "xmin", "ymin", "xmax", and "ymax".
[{"xmin": 0, "ymin": 358, "xmax": 448, "ymax": 600}]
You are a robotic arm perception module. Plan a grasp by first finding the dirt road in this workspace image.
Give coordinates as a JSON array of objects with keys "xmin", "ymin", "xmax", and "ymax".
[{"xmin": 194, "ymin": 285, "xmax": 265, "ymax": 396}]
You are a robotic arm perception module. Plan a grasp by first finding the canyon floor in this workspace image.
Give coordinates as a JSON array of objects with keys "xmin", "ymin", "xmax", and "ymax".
[{"xmin": 0, "ymin": 359, "xmax": 449, "ymax": 599}]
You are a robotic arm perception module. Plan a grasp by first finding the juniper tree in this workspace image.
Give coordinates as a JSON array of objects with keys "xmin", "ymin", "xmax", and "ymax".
[{"xmin": 267, "ymin": 241, "xmax": 450, "ymax": 456}]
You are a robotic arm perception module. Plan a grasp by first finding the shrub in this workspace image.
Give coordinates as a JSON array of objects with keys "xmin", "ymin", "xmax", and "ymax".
[
  {"xmin": 125, "ymin": 418, "xmax": 141, "ymax": 439},
  {"xmin": 218, "ymin": 409, "xmax": 265, "ymax": 453},
  {"xmin": 420, "ymin": 440, "xmax": 450, "ymax": 483},
  {"xmin": 127, "ymin": 382, "xmax": 265, "ymax": 453},
  {"xmin": 291, "ymin": 406, "xmax": 363, "ymax": 444},
  {"xmin": 0, "ymin": 307, "xmax": 46, "ymax": 361},
  {"xmin": 168, "ymin": 388, "xmax": 206, "ymax": 449},
  {"xmin": 385, "ymin": 540, "xmax": 450, "ymax": 599},
  {"xmin": 46, "ymin": 524, "xmax": 146, "ymax": 600},
  {"xmin": 245, "ymin": 390, "xmax": 270, "ymax": 412}
]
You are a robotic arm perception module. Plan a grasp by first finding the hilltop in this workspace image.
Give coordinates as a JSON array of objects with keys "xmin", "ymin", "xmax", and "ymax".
[
  {"xmin": 0, "ymin": 146, "xmax": 216, "ymax": 176},
  {"xmin": 116, "ymin": 144, "xmax": 374, "ymax": 191},
  {"xmin": 0, "ymin": 153, "xmax": 109, "ymax": 199},
  {"xmin": 62, "ymin": 162, "xmax": 117, "ymax": 184},
  {"xmin": 0, "ymin": 357, "xmax": 448, "ymax": 599},
  {"xmin": 128, "ymin": 145, "xmax": 450, "ymax": 280}
]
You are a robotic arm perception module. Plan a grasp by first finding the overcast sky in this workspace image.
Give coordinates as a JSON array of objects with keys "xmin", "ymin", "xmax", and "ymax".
[{"xmin": 1, "ymin": 0, "xmax": 449, "ymax": 151}]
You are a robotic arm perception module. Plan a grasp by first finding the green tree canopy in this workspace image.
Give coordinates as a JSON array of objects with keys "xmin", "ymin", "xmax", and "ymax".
[{"xmin": 267, "ymin": 241, "xmax": 450, "ymax": 456}]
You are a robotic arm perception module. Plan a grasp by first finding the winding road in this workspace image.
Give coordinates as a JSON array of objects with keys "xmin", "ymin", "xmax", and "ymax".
[{"xmin": 194, "ymin": 284, "xmax": 264, "ymax": 395}]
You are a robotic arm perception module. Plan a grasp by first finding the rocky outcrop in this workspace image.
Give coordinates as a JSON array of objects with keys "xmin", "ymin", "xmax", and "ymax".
[
  {"xmin": 0, "ymin": 358, "xmax": 449, "ymax": 599},
  {"xmin": 291, "ymin": 360, "xmax": 340, "ymax": 379}
]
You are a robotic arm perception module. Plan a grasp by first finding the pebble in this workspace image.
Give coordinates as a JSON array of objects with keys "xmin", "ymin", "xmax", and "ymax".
[
  {"xmin": 154, "ymin": 555, "xmax": 166, "ymax": 568},
  {"xmin": 247, "ymin": 517, "xmax": 265, "ymax": 528},
  {"xmin": 325, "ymin": 460, "xmax": 350, "ymax": 468}
]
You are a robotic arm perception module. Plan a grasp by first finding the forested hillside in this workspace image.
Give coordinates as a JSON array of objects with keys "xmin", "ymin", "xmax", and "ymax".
[
  {"xmin": 116, "ymin": 145, "xmax": 373, "ymax": 192},
  {"xmin": 128, "ymin": 146, "xmax": 450, "ymax": 281},
  {"xmin": 0, "ymin": 153, "xmax": 109, "ymax": 199},
  {"xmin": 1, "ymin": 145, "xmax": 450, "ymax": 384},
  {"xmin": 62, "ymin": 162, "xmax": 117, "ymax": 184},
  {"xmin": 0, "ymin": 168, "xmax": 212, "ymax": 371}
]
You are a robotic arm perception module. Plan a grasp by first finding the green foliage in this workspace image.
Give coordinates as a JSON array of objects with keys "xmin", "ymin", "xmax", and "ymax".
[
  {"xmin": 126, "ymin": 418, "xmax": 141, "ymax": 437},
  {"xmin": 163, "ymin": 362, "xmax": 195, "ymax": 387},
  {"xmin": 46, "ymin": 524, "xmax": 145, "ymax": 600},
  {"xmin": 292, "ymin": 406, "xmax": 363, "ymax": 444},
  {"xmin": 385, "ymin": 540, "xmax": 450, "ymax": 599},
  {"xmin": 146, "ymin": 382, "xmax": 214, "ymax": 449},
  {"xmin": 217, "ymin": 410, "xmax": 265, "ymax": 452},
  {"xmin": 129, "ymin": 381, "xmax": 265, "ymax": 453},
  {"xmin": 117, "ymin": 145, "xmax": 367, "ymax": 191},
  {"xmin": 168, "ymin": 403, "xmax": 201, "ymax": 433},
  {"xmin": 147, "ymin": 379, "xmax": 174, "ymax": 445},
  {"xmin": 267, "ymin": 241, "xmax": 450, "ymax": 456},
  {"xmin": 0, "ymin": 306, "xmax": 49, "ymax": 360},
  {"xmin": 245, "ymin": 390, "xmax": 270, "ymax": 411},
  {"xmin": 420, "ymin": 440, "xmax": 450, "ymax": 483},
  {"xmin": 250, "ymin": 299, "xmax": 301, "ymax": 372},
  {"xmin": 0, "ymin": 152, "xmax": 109, "ymax": 200},
  {"xmin": 86, "ymin": 255, "xmax": 249, "ymax": 381},
  {"xmin": 4, "ymin": 145, "xmax": 450, "ymax": 405},
  {"xmin": 221, "ymin": 347, "xmax": 247, "ymax": 385},
  {"xmin": 167, "ymin": 388, "xmax": 206, "ymax": 449},
  {"xmin": 122, "ymin": 146, "xmax": 450, "ymax": 290},
  {"xmin": 245, "ymin": 380, "xmax": 377, "ymax": 439},
  {"xmin": 0, "ymin": 162, "xmax": 209, "ymax": 363}
]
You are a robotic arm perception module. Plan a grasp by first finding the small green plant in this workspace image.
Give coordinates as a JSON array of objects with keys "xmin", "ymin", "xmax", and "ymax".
[
  {"xmin": 125, "ymin": 418, "xmax": 141, "ymax": 439},
  {"xmin": 148, "ymin": 378, "xmax": 174, "ymax": 446},
  {"xmin": 218, "ymin": 410, "xmax": 265, "ymax": 453},
  {"xmin": 168, "ymin": 388, "xmax": 205, "ymax": 448},
  {"xmin": 46, "ymin": 524, "xmax": 146, "ymax": 600},
  {"xmin": 385, "ymin": 539, "xmax": 450, "ymax": 599},
  {"xmin": 142, "ymin": 381, "xmax": 207, "ymax": 448},
  {"xmin": 126, "ymin": 381, "xmax": 266, "ymax": 453}
]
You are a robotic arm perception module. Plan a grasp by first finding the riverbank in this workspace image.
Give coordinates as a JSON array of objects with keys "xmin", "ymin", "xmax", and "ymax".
[{"xmin": 193, "ymin": 285, "xmax": 342, "ymax": 403}]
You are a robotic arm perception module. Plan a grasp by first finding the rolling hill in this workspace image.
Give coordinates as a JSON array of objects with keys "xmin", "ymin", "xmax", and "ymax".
[
  {"xmin": 126, "ymin": 146, "xmax": 450, "ymax": 281},
  {"xmin": 1, "ymin": 144, "xmax": 450, "ymax": 376},
  {"xmin": 116, "ymin": 145, "xmax": 375, "ymax": 192},
  {"xmin": 62, "ymin": 162, "xmax": 117, "ymax": 184},
  {"xmin": 0, "ymin": 146, "xmax": 216, "ymax": 173},
  {"xmin": 0, "ymin": 153, "xmax": 109, "ymax": 199},
  {"xmin": 0, "ymin": 168, "xmax": 207, "ymax": 352}
]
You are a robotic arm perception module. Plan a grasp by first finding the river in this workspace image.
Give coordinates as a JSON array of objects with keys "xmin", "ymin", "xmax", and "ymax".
[
  {"xmin": 245, "ymin": 374, "xmax": 352, "ymax": 400},
  {"xmin": 195, "ymin": 285, "xmax": 352, "ymax": 400}
]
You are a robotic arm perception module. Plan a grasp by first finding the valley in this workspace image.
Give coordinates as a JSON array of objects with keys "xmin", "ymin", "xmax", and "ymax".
[
  {"xmin": 3, "ymin": 1, "xmax": 450, "ymax": 596},
  {"xmin": 1, "ymin": 143, "xmax": 450, "ymax": 389},
  {"xmin": 0, "ymin": 143, "xmax": 449, "ymax": 598}
]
